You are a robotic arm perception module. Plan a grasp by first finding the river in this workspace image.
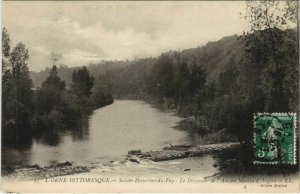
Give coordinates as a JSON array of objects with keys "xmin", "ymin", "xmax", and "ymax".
[{"xmin": 2, "ymin": 100, "xmax": 219, "ymax": 176}]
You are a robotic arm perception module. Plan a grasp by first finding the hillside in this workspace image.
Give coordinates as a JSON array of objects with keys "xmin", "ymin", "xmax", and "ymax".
[
  {"xmin": 22, "ymin": 29, "xmax": 300, "ymax": 143},
  {"xmin": 30, "ymin": 34, "xmax": 245, "ymax": 91},
  {"xmin": 180, "ymin": 34, "xmax": 245, "ymax": 81},
  {"xmin": 30, "ymin": 29, "xmax": 298, "ymax": 114}
]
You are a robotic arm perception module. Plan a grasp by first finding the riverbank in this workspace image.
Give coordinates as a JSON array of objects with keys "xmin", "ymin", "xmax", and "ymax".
[
  {"xmin": 135, "ymin": 97, "xmax": 239, "ymax": 144},
  {"xmin": 2, "ymin": 161, "xmax": 91, "ymax": 180},
  {"xmin": 211, "ymin": 144, "xmax": 299, "ymax": 177}
]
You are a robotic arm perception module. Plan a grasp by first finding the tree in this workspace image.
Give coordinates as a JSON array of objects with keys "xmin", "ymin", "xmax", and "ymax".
[
  {"xmin": 2, "ymin": 28, "xmax": 11, "ymax": 58},
  {"xmin": 242, "ymin": 0, "xmax": 298, "ymax": 111},
  {"xmin": 153, "ymin": 54, "xmax": 176, "ymax": 99},
  {"xmin": 176, "ymin": 62, "xmax": 190, "ymax": 104},
  {"xmin": 189, "ymin": 63, "xmax": 206, "ymax": 95},
  {"xmin": 2, "ymin": 39, "xmax": 34, "ymax": 147},
  {"xmin": 34, "ymin": 66, "xmax": 66, "ymax": 113},
  {"xmin": 90, "ymin": 89, "xmax": 114, "ymax": 108},
  {"xmin": 49, "ymin": 52, "xmax": 62, "ymax": 66},
  {"xmin": 243, "ymin": 0, "xmax": 297, "ymax": 32},
  {"xmin": 32, "ymin": 65, "xmax": 83, "ymax": 130},
  {"xmin": 9, "ymin": 42, "xmax": 34, "ymax": 119},
  {"xmin": 2, "ymin": 28, "xmax": 12, "ymax": 115},
  {"xmin": 2, "ymin": 28, "xmax": 13, "ymax": 141},
  {"xmin": 215, "ymin": 58, "xmax": 238, "ymax": 97},
  {"xmin": 42, "ymin": 65, "xmax": 65, "ymax": 91},
  {"xmin": 71, "ymin": 66, "xmax": 94, "ymax": 98}
]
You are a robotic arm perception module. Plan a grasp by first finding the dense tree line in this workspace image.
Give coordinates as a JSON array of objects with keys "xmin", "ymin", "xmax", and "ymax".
[
  {"xmin": 2, "ymin": 29, "xmax": 34, "ymax": 148},
  {"xmin": 2, "ymin": 29, "xmax": 113, "ymax": 148},
  {"xmin": 145, "ymin": 51, "xmax": 206, "ymax": 116},
  {"xmin": 141, "ymin": 32, "xmax": 297, "ymax": 143},
  {"xmin": 27, "ymin": 1, "xmax": 298, "ymax": 145},
  {"xmin": 29, "ymin": 29, "xmax": 298, "ymax": 144}
]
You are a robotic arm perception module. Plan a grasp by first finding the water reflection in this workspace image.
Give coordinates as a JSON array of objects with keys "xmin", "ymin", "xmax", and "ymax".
[
  {"xmin": 32, "ymin": 116, "xmax": 90, "ymax": 146},
  {"xmin": 71, "ymin": 117, "xmax": 90, "ymax": 142},
  {"xmin": 172, "ymin": 119, "xmax": 208, "ymax": 144},
  {"xmin": 34, "ymin": 129, "xmax": 61, "ymax": 146},
  {"xmin": 2, "ymin": 116, "xmax": 91, "ymax": 170},
  {"xmin": 2, "ymin": 116, "xmax": 90, "ymax": 150},
  {"xmin": 2, "ymin": 120, "xmax": 33, "ymax": 151},
  {"xmin": 2, "ymin": 101, "xmax": 205, "ymax": 169}
]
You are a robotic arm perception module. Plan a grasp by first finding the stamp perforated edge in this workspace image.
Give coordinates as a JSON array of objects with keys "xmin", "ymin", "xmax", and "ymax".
[{"xmin": 253, "ymin": 112, "xmax": 297, "ymax": 165}]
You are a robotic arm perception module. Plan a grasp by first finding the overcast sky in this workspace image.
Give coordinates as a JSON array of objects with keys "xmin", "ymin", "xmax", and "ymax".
[{"xmin": 3, "ymin": 1, "xmax": 249, "ymax": 72}]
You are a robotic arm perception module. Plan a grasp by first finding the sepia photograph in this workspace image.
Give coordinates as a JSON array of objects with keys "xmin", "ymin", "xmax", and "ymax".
[{"xmin": 1, "ymin": 0, "xmax": 299, "ymax": 193}]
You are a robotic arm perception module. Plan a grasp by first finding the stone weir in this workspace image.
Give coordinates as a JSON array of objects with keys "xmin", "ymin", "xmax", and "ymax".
[{"xmin": 127, "ymin": 142, "xmax": 240, "ymax": 162}]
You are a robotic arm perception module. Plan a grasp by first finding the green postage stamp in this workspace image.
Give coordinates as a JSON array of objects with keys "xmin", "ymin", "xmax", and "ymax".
[{"xmin": 253, "ymin": 113, "xmax": 297, "ymax": 164}]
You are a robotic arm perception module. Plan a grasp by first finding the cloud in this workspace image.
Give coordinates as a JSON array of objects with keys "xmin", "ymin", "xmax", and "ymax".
[
  {"xmin": 3, "ymin": 1, "xmax": 249, "ymax": 71},
  {"xmin": 33, "ymin": 46, "xmax": 49, "ymax": 56},
  {"xmin": 64, "ymin": 49, "xmax": 102, "ymax": 65}
]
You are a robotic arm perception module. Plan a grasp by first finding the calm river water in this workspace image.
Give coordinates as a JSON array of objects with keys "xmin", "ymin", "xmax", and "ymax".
[{"xmin": 2, "ymin": 100, "xmax": 219, "ymax": 176}]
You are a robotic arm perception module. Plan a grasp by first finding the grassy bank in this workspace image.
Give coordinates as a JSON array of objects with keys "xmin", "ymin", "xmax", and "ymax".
[{"xmin": 213, "ymin": 144, "xmax": 299, "ymax": 177}]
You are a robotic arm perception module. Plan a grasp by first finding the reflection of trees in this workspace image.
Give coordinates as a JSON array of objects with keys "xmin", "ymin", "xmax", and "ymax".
[
  {"xmin": 3, "ymin": 113, "xmax": 91, "ymax": 149},
  {"xmin": 32, "ymin": 116, "xmax": 90, "ymax": 146},
  {"xmin": 44, "ymin": 130, "xmax": 60, "ymax": 146},
  {"xmin": 34, "ymin": 128, "xmax": 61, "ymax": 147},
  {"xmin": 172, "ymin": 120, "xmax": 206, "ymax": 143},
  {"xmin": 2, "ymin": 123, "xmax": 33, "ymax": 150},
  {"xmin": 71, "ymin": 117, "xmax": 90, "ymax": 142}
]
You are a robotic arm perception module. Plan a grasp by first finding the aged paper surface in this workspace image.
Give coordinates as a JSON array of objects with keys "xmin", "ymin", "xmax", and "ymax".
[{"xmin": 1, "ymin": 1, "xmax": 299, "ymax": 193}]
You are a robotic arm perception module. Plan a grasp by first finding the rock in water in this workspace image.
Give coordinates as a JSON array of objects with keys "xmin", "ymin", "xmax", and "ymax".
[
  {"xmin": 128, "ymin": 150, "xmax": 142, "ymax": 155},
  {"xmin": 129, "ymin": 158, "xmax": 140, "ymax": 163}
]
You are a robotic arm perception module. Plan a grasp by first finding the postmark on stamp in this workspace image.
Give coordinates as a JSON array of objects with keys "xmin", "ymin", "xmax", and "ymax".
[{"xmin": 253, "ymin": 113, "xmax": 297, "ymax": 165}]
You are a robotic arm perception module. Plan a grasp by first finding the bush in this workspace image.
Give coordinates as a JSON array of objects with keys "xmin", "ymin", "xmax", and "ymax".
[
  {"xmin": 90, "ymin": 90, "xmax": 114, "ymax": 109},
  {"xmin": 201, "ymin": 128, "xmax": 238, "ymax": 143}
]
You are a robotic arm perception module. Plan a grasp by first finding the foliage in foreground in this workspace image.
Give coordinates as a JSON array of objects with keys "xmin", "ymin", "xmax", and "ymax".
[{"xmin": 2, "ymin": 29, "xmax": 114, "ymax": 148}]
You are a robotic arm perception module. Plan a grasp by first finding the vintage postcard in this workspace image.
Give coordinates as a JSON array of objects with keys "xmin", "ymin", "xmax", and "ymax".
[{"xmin": 1, "ymin": 0, "xmax": 299, "ymax": 193}]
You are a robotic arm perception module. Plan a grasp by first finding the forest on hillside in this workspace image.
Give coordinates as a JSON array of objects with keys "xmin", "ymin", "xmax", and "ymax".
[
  {"xmin": 2, "ymin": 1, "xmax": 299, "ymax": 149},
  {"xmin": 31, "ymin": 30, "xmax": 298, "ymax": 143}
]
